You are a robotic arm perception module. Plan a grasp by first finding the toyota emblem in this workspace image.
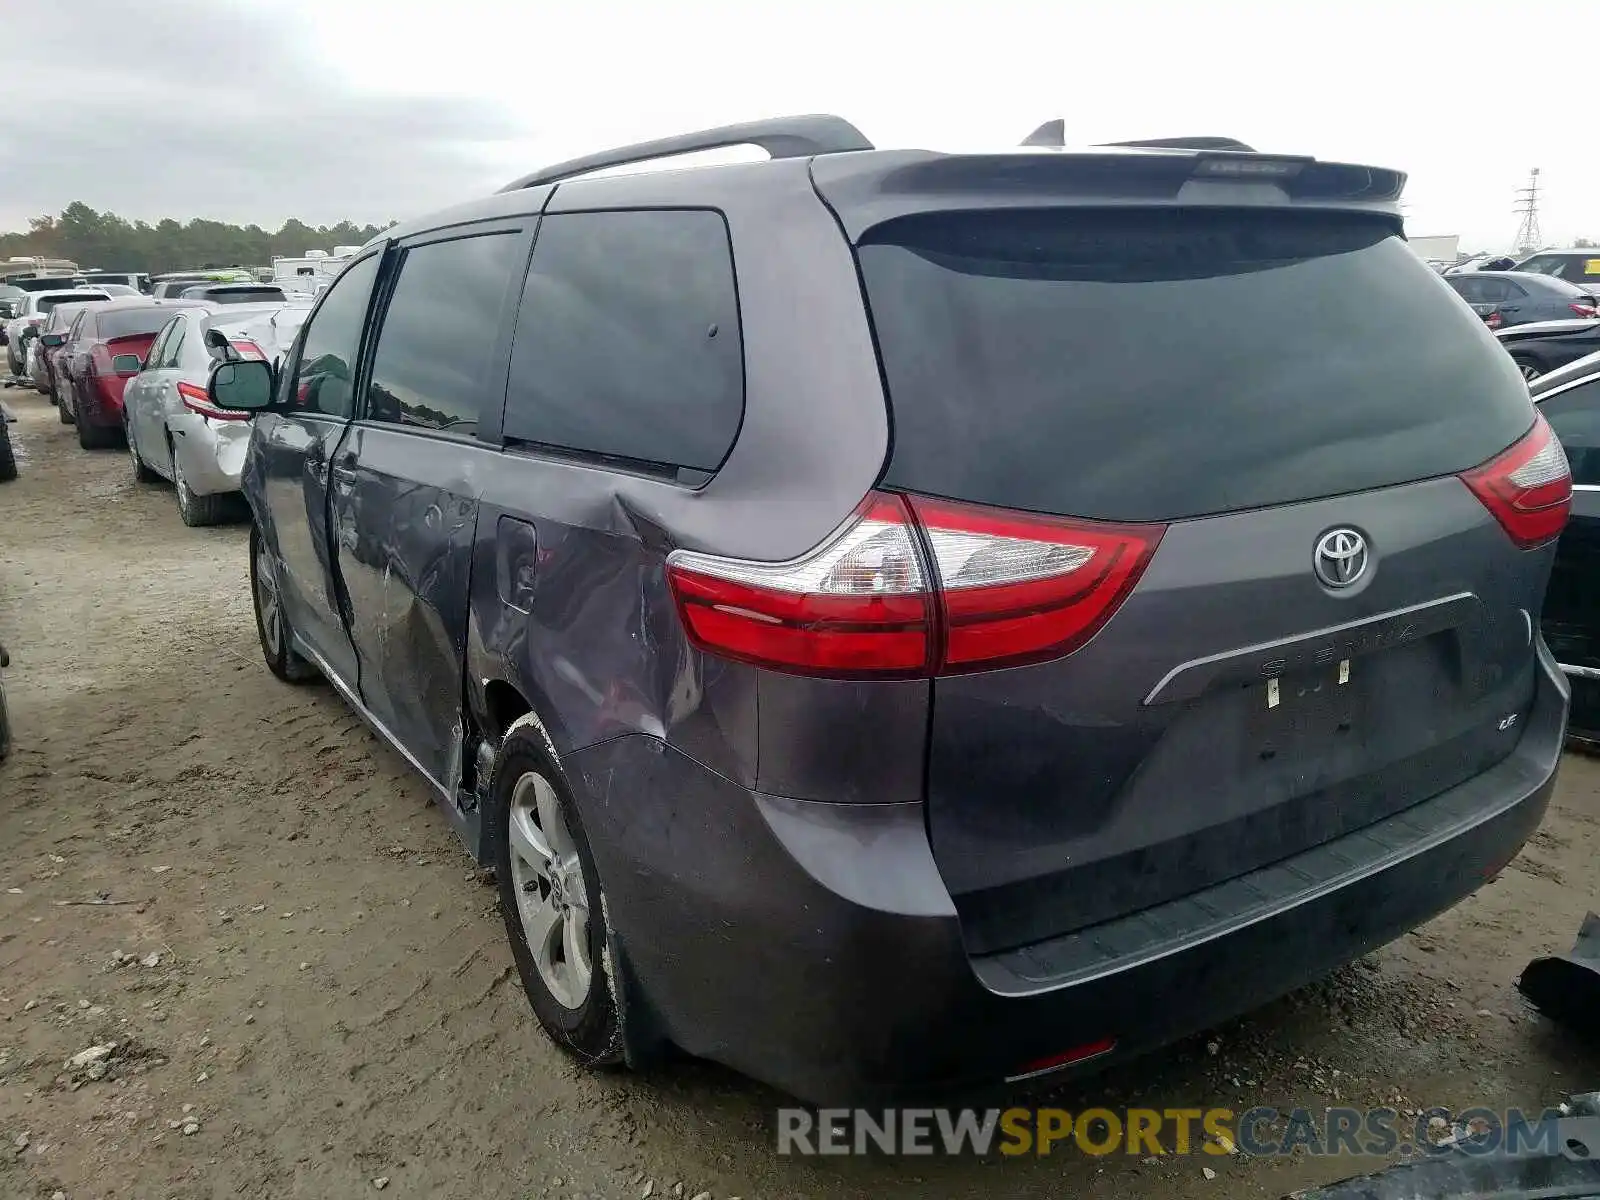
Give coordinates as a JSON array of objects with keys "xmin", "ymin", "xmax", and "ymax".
[{"xmin": 1314, "ymin": 528, "xmax": 1369, "ymax": 589}]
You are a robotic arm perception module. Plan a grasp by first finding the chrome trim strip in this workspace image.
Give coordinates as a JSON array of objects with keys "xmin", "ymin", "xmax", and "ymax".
[
  {"xmin": 1532, "ymin": 370, "xmax": 1600, "ymax": 404},
  {"xmin": 1558, "ymin": 661, "xmax": 1600, "ymax": 680}
]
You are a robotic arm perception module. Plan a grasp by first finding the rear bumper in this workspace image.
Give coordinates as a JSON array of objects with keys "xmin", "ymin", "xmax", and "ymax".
[
  {"xmin": 167, "ymin": 412, "xmax": 247, "ymax": 495},
  {"xmin": 569, "ymin": 642, "xmax": 1567, "ymax": 1105}
]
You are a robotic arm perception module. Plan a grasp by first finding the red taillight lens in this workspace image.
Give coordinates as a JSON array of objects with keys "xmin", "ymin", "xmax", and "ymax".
[
  {"xmin": 230, "ymin": 340, "xmax": 266, "ymax": 362},
  {"xmin": 1570, "ymin": 302, "xmax": 1597, "ymax": 318},
  {"xmin": 667, "ymin": 494, "xmax": 934, "ymax": 678},
  {"xmin": 1459, "ymin": 413, "xmax": 1571, "ymax": 549},
  {"xmin": 178, "ymin": 380, "xmax": 251, "ymax": 422},
  {"xmin": 666, "ymin": 492, "xmax": 1165, "ymax": 677},
  {"xmin": 908, "ymin": 496, "xmax": 1166, "ymax": 673},
  {"xmin": 1485, "ymin": 311, "xmax": 1504, "ymax": 329}
]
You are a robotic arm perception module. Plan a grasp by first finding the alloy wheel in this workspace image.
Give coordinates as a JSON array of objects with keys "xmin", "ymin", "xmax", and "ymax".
[
  {"xmin": 254, "ymin": 538, "xmax": 282, "ymax": 658},
  {"xmin": 506, "ymin": 771, "xmax": 593, "ymax": 1010}
]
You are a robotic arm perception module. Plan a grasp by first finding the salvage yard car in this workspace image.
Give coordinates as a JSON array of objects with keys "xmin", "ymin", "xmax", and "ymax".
[
  {"xmin": 208, "ymin": 116, "xmax": 1570, "ymax": 1104},
  {"xmin": 122, "ymin": 301, "xmax": 286, "ymax": 524}
]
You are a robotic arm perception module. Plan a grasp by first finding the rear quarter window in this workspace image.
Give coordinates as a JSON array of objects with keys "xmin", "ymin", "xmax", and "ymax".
[
  {"xmin": 859, "ymin": 209, "xmax": 1536, "ymax": 522},
  {"xmin": 502, "ymin": 209, "xmax": 744, "ymax": 475}
]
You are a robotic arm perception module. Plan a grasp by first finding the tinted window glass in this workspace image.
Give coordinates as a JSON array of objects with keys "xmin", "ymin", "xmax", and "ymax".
[
  {"xmin": 364, "ymin": 232, "xmax": 518, "ymax": 436},
  {"xmin": 859, "ymin": 209, "xmax": 1536, "ymax": 522},
  {"xmin": 100, "ymin": 308, "xmax": 183, "ymax": 340},
  {"xmin": 1448, "ymin": 277, "xmax": 1483, "ymax": 303},
  {"xmin": 504, "ymin": 210, "xmax": 743, "ymax": 473},
  {"xmin": 1539, "ymin": 377, "xmax": 1600, "ymax": 485},
  {"xmin": 284, "ymin": 254, "xmax": 380, "ymax": 419}
]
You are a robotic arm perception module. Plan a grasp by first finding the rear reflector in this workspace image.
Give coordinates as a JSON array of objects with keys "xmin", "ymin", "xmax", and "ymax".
[
  {"xmin": 666, "ymin": 492, "xmax": 1165, "ymax": 678},
  {"xmin": 1006, "ymin": 1036, "xmax": 1118, "ymax": 1082},
  {"xmin": 1460, "ymin": 413, "xmax": 1571, "ymax": 549},
  {"xmin": 178, "ymin": 380, "xmax": 251, "ymax": 422}
]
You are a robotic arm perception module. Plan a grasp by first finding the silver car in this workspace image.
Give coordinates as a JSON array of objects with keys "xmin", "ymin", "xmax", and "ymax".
[{"xmin": 122, "ymin": 305, "xmax": 287, "ymax": 526}]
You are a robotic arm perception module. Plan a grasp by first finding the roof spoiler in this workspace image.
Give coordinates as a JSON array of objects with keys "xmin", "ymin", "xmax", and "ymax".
[
  {"xmin": 499, "ymin": 114, "xmax": 874, "ymax": 192},
  {"xmin": 1019, "ymin": 122, "xmax": 1258, "ymax": 154}
]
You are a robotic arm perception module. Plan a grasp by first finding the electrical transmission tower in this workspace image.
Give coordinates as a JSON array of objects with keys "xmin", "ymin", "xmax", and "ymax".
[{"xmin": 1513, "ymin": 168, "xmax": 1543, "ymax": 254}]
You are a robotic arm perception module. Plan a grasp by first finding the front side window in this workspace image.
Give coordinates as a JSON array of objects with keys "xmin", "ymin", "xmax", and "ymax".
[
  {"xmin": 284, "ymin": 254, "xmax": 382, "ymax": 419},
  {"xmin": 364, "ymin": 232, "xmax": 519, "ymax": 436},
  {"xmin": 503, "ymin": 209, "xmax": 744, "ymax": 473}
]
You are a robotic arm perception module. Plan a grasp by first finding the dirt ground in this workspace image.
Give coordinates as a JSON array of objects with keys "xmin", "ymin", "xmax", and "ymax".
[{"xmin": 0, "ymin": 389, "xmax": 1597, "ymax": 1200}]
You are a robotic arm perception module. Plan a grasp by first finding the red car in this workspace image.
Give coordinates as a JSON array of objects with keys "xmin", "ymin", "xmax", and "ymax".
[{"xmin": 57, "ymin": 299, "xmax": 210, "ymax": 449}]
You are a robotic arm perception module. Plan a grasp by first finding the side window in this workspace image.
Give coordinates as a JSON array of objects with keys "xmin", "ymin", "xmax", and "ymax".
[
  {"xmin": 364, "ymin": 232, "xmax": 519, "ymax": 436},
  {"xmin": 72, "ymin": 311, "xmax": 93, "ymax": 339},
  {"xmin": 504, "ymin": 209, "xmax": 744, "ymax": 473},
  {"xmin": 1450, "ymin": 277, "xmax": 1484, "ymax": 304},
  {"xmin": 1541, "ymin": 378, "xmax": 1600, "ymax": 486},
  {"xmin": 159, "ymin": 317, "xmax": 187, "ymax": 368},
  {"xmin": 1477, "ymin": 279, "xmax": 1512, "ymax": 304},
  {"xmin": 1519, "ymin": 256, "xmax": 1559, "ymax": 277},
  {"xmin": 284, "ymin": 254, "xmax": 382, "ymax": 419},
  {"xmin": 144, "ymin": 319, "xmax": 176, "ymax": 369},
  {"xmin": 1502, "ymin": 280, "xmax": 1528, "ymax": 298}
]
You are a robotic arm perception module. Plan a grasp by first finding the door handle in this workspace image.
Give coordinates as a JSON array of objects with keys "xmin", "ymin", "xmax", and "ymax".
[{"xmin": 329, "ymin": 455, "xmax": 359, "ymax": 486}]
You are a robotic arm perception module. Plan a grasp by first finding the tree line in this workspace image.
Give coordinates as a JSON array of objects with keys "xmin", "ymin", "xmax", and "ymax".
[{"xmin": 0, "ymin": 202, "xmax": 394, "ymax": 275}]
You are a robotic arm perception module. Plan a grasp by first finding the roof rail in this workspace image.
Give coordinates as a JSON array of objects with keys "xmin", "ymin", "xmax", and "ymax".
[
  {"xmin": 1099, "ymin": 136, "xmax": 1258, "ymax": 153},
  {"xmin": 498, "ymin": 114, "xmax": 874, "ymax": 192}
]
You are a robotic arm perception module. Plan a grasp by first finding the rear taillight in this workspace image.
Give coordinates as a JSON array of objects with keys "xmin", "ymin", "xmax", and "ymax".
[
  {"xmin": 230, "ymin": 340, "xmax": 266, "ymax": 362},
  {"xmin": 1570, "ymin": 302, "xmax": 1597, "ymax": 318},
  {"xmin": 665, "ymin": 492, "xmax": 1166, "ymax": 678},
  {"xmin": 1485, "ymin": 311, "xmax": 1504, "ymax": 330},
  {"xmin": 1460, "ymin": 413, "xmax": 1571, "ymax": 549},
  {"xmin": 178, "ymin": 381, "xmax": 251, "ymax": 422},
  {"xmin": 667, "ymin": 494, "xmax": 933, "ymax": 678},
  {"xmin": 908, "ymin": 496, "xmax": 1165, "ymax": 672}
]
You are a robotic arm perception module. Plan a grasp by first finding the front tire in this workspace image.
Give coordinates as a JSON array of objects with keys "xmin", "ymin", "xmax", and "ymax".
[
  {"xmin": 58, "ymin": 392, "xmax": 74, "ymax": 424},
  {"xmin": 495, "ymin": 731, "xmax": 625, "ymax": 1067},
  {"xmin": 126, "ymin": 422, "xmax": 158, "ymax": 483},
  {"xmin": 250, "ymin": 525, "xmax": 318, "ymax": 683}
]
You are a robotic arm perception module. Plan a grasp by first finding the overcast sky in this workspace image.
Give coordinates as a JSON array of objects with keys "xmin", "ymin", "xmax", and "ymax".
[{"xmin": 1, "ymin": 0, "xmax": 1591, "ymax": 252}]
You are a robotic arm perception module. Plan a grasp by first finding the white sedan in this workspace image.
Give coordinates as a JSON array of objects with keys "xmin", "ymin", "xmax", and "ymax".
[{"xmin": 121, "ymin": 304, "xmax": 295, "ymax": 527}]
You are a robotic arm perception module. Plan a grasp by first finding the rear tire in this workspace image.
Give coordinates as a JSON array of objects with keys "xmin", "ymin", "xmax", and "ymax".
[
  {"xmin": 0, "ymin": 419, "xmax": 16, "ymax": 483},
  {"xmin": 1512, "ymin": 354, "xmax": 1543, "ymax": 383},
  {"xmin": 250, "ymin": 525, "xmax": 319, "ymax": 684},
  {"xmin": 494, "ymin": 729, "xmax": 625, "ymax": 1068},
  {"xmin": 172, "ymin": 448, "xmax": 227, "ymax": 525},
  {"xmin": 77, "ymin": 415, "xmax": 116, "ymax": 449}
]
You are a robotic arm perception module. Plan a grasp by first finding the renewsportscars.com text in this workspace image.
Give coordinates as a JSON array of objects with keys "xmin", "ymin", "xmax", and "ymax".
[{"xmin": 776, "ymin": 1105, "xmax": 1587, "ymax": 1158}]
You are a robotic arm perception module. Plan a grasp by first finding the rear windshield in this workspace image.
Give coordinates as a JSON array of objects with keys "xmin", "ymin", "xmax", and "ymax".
[
  {"xmin": 191, "ymin": 287, "xmax": 284, "ymax": 304},
  {"xmin": 37, "ymin": 294, "xmax": 107, "ymax": 313},
  {"xmin": 99, "ymin": 308, "xmax": 177, "ymax": 340},
  {"xmin": 859, "ymin": 210, "xmax": 1536, "ymax": 522}
]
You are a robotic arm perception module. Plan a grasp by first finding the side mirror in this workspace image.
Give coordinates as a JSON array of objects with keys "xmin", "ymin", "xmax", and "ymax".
[
  {"xmin": 110, "ymin": 353, "xmax": 142, "ymax": 376},
  {"xmin": 203, "ymin": 327, "xmax": 238, "ymax": 361},
  {"xmin": 20, "ymin": 326, "xmax": 38, "ymax": 341},
  {"xmin": 208, "ymin": 359, "xmax": 274, "ymax": 412},
  {"xmin": 40, "ymin": 332, "xmax": 64, "ymax": 348}
]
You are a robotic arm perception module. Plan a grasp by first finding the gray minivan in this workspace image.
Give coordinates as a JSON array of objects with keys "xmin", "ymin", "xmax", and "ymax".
[{"xmin": 208, "ymin": 116, "xmax": 1571, "ymax": 1103}]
